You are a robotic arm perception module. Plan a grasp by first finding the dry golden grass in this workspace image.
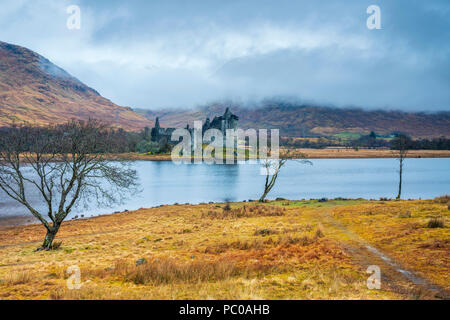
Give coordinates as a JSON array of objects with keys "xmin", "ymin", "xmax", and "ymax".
[{"xmin": 0, "ymin": 199, "xmax": 448, "ymax": 300}]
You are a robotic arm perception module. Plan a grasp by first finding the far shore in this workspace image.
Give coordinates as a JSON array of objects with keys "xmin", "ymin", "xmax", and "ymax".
[{"xmin": 111, "ymin": 149, "xmax": 450, "ymax": 161}]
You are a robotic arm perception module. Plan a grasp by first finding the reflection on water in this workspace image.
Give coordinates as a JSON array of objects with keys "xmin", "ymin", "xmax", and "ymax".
[{"xmin": 0, "ymin": 158, "xmax": 449, "ymax": 223}]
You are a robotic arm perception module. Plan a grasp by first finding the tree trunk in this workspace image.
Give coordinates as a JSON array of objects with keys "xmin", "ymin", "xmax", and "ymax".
[
  {"xmin": 396, "ymin": 159, "xmax": 403, "ymax": 200},
  {"xmin": 42, "ymin": 226, "xmax": 59, "ymax": 250},
  {"xmin": 259, "ymin": 191, "xmax": 269, "ymax": 202}
]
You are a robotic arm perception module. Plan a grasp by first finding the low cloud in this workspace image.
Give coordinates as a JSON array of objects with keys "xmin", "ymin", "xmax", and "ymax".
[{"xmin": 0, "ymin": 0, "xmax": 449, "ymax": 111}]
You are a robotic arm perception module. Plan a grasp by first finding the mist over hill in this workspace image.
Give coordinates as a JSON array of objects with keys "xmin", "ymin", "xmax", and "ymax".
[
  {"xmin": 0, "ymin": 40, "xmax": 448, "ymax": 139},
  {"xmin": 136, "ymin": 101, "xmax": 450, "ymax": 139}
]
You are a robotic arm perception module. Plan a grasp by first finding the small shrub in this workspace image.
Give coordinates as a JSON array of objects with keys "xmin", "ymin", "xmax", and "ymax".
[
  {"xmin": 254, "ymin": 228, "xmax": 277, "ymax": 236},
  {"xmin": 279, "ymin": 235, "xmax": 315, "ymax": 246},
  {"xmin": 399, "ymin": 211, "xmax": 411, "ymax": 218},
  {"xmin": 315, "ymin": 225, "xmax": 325, "ymax": 238},
  {"xmin": 426, "ymin": 217, "xmax": 445, "ymax": 228},
  {"xmin": 136, "ymin": 258, "xmax": 147, "ymax": 266},
  {"xmin": 318, "ymin": 197, "xmax": 328, "ymax": 203},
  {"xmin": 434, "ymin": 195, "xmax": 450, "ymax": 204},
  {"xmin": 137, "ymin": 140, "xmax": 160, "ymax": 154},
  {"xmin": 46, "ymin": 272, "xmax": 59, "ymax": 279}
]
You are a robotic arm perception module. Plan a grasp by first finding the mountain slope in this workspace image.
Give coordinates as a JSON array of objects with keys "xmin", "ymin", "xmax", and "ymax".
[
  {"xmin": 136, "ymin": 102, "xmax": 450, "ymax": 139},
  {"xmin": 0, "ymin": 41, "xmax": 151, "ymax": 129}
]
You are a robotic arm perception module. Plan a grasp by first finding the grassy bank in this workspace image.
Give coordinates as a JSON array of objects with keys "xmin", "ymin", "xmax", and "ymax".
[{"xmin": 0, "ymin": 198, "xmax": 448, "ymax": 300}]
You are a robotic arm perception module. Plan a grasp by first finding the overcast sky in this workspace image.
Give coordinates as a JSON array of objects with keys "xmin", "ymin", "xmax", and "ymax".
[{"xmin": 0, "ymin": 0, "xmax": 449, "ymax": 111}]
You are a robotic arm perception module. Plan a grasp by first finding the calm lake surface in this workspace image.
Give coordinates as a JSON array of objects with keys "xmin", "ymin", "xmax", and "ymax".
[{"xmin": 0, "ymin": 158, "xmax": 449, "ymax": 225}]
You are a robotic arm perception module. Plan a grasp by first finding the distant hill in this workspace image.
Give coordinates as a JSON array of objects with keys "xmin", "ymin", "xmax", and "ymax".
[
  {"xmin": 136, "ymin": 102, "xmax": 450, "ymax": 139},
  {"xmin": 0, "ymin": 41, "xmax": 151, "ymax": 130}
]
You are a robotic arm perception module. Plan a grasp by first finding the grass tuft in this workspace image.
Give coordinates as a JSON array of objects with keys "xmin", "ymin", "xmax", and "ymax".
[
  {"xmin": 203, "ymin": 205, "xmax": 285, "ymax": 219},
  {"xmin": 398, "ymin": 211, "xmax": 411, "ymax": 218},
  {"xmin": 254, "ymin": 228, "xmax": 278, "ymax": 236},
  {"xmin": 426, "ymin": 217, "xmax": 445, "ymax": 228},
  {"xmin": 315, "ymin": 224, "xmax": 325, "ymax": 238},
  {"xmin": 4, "ymin": 271, "xmax": 33, "ymax": 285}
]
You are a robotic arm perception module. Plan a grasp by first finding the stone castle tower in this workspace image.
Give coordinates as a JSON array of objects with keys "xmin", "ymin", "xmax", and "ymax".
[{"xmin": 203, "ymin": 107, "xmax": 239, "ymax": 135}]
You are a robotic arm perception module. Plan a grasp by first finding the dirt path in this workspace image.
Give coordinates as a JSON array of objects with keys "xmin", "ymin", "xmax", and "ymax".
[{"xmin": 312, "ymin": 208, "xmax": 449, "ymax": 299}]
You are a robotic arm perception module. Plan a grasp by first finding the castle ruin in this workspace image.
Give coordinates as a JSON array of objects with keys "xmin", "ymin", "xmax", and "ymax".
[{"xmin": 151, "ymin": 108, "xmax": 239, "ymax": 145}]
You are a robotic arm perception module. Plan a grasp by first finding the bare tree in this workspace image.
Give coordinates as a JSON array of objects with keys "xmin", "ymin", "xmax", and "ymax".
[
  {"xmin": 259, "ymin": 155, "xmax": 311, "ymax": 202},
  {"xmin": 0, "ymin": 120, "xmax": 138, "ymax": 250},
  {"xmin": 391, "ymin": 134, "xmax": 412, "ymax": 200}
]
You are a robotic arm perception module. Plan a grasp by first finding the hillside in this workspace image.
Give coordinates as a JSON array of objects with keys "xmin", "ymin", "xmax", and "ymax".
[
  {"xmin": 136, "ymin": 102, "xmax": 450, "ymax": 139},
  {"xmin": 0, "ymin": 41, "xmax": 151, "ymax": 129}
]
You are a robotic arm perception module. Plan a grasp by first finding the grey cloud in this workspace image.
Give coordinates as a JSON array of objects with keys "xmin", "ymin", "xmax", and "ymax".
[{"xmin": 0, "ymin": 0, "xmax": 449, "ymax": 111}]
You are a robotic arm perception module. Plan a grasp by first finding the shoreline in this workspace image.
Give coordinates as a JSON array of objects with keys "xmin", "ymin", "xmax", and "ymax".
[
  {"xmin": 0, "ymin": 196, "xmax": 443, "ymax": 230},
  {"xmin": 112, "ymin": 149, "xmax": 450, "ymax": 161},
  {"xmin": 0, "ymin": 215, "xmax": 38, "ymax": 230}
]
